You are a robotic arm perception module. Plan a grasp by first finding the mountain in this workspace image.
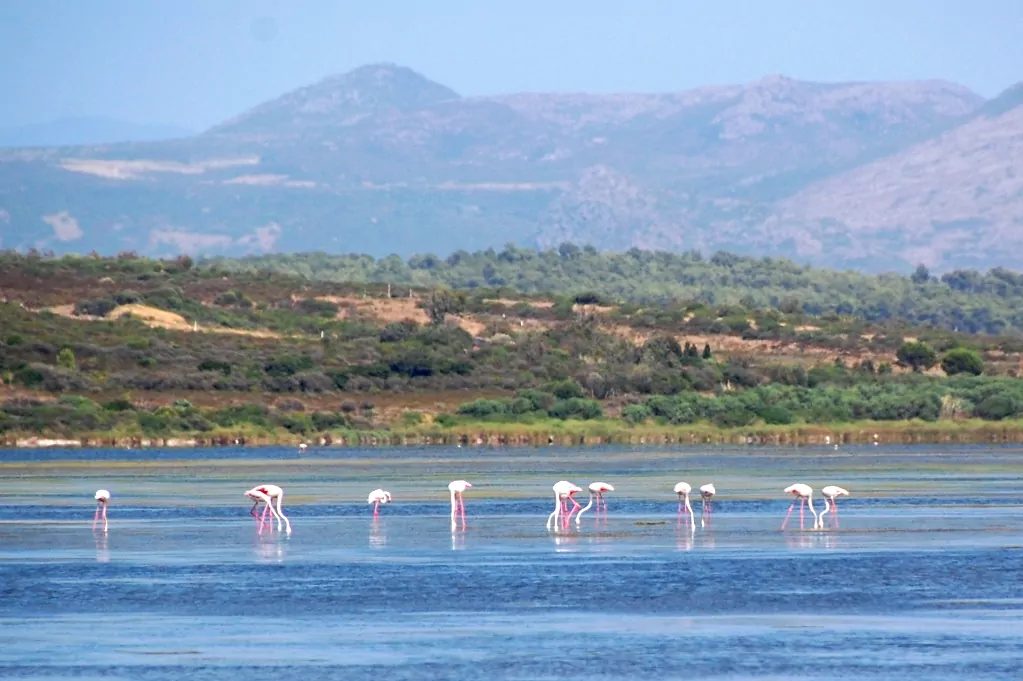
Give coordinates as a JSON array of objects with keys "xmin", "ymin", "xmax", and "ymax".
[
  {"xmin": 0, "ymin": 116, "xmax": 194, "ymax": 148},
  {"xmin": 1, "ymin": 62, "xmax": 1020, "ymax": 271}
]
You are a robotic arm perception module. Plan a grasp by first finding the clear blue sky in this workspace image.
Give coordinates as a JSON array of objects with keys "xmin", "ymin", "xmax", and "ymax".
[{"xmin": 2, "ymin": 0, "xmax": 1021, "ymax": 131}]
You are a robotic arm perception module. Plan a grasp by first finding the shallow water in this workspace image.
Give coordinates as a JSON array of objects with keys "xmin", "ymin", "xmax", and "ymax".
[{"xmin": 1, "ymin": 444, "xmax": 1022, "ymax": 680}]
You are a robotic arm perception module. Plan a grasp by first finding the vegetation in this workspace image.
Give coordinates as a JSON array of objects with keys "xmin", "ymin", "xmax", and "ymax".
[
  {"xmin": 3, "ymin": 249, "xmax": 1023, "ymax": 446},
  {"xmin": 208, "ymin": 245, "xmax": 1023, "ymax": 334}
]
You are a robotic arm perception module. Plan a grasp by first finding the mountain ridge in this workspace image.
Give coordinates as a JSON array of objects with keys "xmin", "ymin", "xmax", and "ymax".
[{"xmin": 0, "ymin": 64, "xmax": 1020, "ymax": 272}]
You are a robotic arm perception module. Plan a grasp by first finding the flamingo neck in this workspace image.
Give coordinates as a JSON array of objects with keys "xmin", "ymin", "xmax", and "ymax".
[{"xmin": 575, "ymin": 492, "xmax": 595, "ymax": 524}]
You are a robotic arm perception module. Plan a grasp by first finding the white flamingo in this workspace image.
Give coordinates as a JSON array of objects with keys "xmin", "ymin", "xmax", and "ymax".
[
  {"xmin": 575, "ymin": 482, "xmax": 614, "ymax": 525},
  {"xmin": 674, "ymin": 482, "xmax": 694, "ymax": 526},
  {"xmin": 448, "ymin": 480, "xmax": 471, "ymax": 529},
  {"xmin": 699, "ymin": 483, "xmax": 716, "ymax": 527},
  {"xmin": 367, "ymin": 489, "xmax": 392, "ymax": 516},
  {"xmin": 782, "ymin": 483, "xmax": 819, "ymax": 531},
  {"xmin": 546, "ymin": 480, "xmax": 582, "ymax": 531},
  {"xmin": 819, "ymin": 485, "xmax": 849, "ymax": 529},
  {"xmin": 93, "ymin": 489, "xmax": 110, "ymax": 533},
  {"xmin": 244, "ymin": 484, "xmax": 292, "ymax": 535}
]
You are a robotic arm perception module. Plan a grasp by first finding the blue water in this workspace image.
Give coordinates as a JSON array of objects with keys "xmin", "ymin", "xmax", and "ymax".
[{"xmin": 1, "ymin": 445, "xmax": 1022, "ymax": 680}]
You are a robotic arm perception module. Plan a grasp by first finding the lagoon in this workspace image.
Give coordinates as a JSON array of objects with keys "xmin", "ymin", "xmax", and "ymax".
[{"xmin": 1, "ymin": 444, "xmax": 1022, "ymax": 679}]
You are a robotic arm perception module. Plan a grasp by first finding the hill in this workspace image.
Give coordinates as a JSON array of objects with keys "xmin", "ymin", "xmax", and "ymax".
[
  {"xmin": 210, "ymin": 245, "xmax": 1023, "ymax": 335},
  {"xmin": 4, "ymin": 252, "xmax": 1023, "ymax": 446},
  {"xmin": 3, "ymin": 64, "xmax": 1022, "ymax": 271}
]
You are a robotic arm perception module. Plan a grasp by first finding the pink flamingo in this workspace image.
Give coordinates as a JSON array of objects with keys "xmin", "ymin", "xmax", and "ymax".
[
  {"xmin": 782, "ymin": 483, "xmax": 819, "ymax": 531},
  {"xmin": 819, "ymin": 485, "xmax": 849, "ymax": 529},
  {"xmin": 244, "ymin": 484, "xmax": 292, "ymax": 535},
  {"xmin": 93, "ymin": 489, "xmax": 110, "ymax": 533},
  {"xmin": 448, "ymin": 480, "xmax": 471, "ymax": 529},
  {"xmin": 674, "ymin": 482, "xmax": 694, "ymax": 526},
  {"xmin": 576, "ymin": 482, "xmax": 614, "ymax": 525},
  {"xmin": 367, "ymin": 489, "xmax": 392, "ymax": 516},
  {"xmin": 546, "ymin": 480, "xmax": 582, "ymax": 531}
]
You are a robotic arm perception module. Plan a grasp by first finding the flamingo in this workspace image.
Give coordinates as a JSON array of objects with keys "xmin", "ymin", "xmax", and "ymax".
[
  {"xmin": 782, "ymin": 483, "xmax": 819, "ymax": 531},
  {"xmin": 575, "ymin": 482, "xmax": 614, "ymax": 525},
  {"xmin": 244, "ymin": 484, "xmax": 292, "ymax": 535},
  {"xmin": 448, "ymin": 480, "xmax": 471, "ymax": 529},
  {"xmin": 367, "ymin": 489, "xmax": 392, "ymax": 516},
  {"xmin": 674, "ymin": 482, "xmax": 694, "ymax": 526},
  {"xmin": 546, "ymin": 480, "xmax": 582, "ymax": 531},
  {"xmin": 699, "ymin": 483, "xmax": 716, "ymax": 527},
  {"xmin": 298, "ymin": 443, "xmax": 308, "ymax": 453},
  {"xmin": 819, "ymin": 485, "xmax": 849, "ymax": 529},
  {"xmin": 93, "ymin": 489, "xmax": 110, "ymax": 533}
]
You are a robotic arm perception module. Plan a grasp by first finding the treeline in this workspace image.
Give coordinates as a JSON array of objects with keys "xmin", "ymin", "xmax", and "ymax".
[
  {"xmin": 7, "ymin": 371, "xmax": 1023, "ymax": 441},
  {"xmin": 0, "ymin": 395, "xmax": 370, "ymax": 438},
  {"xmin": 206, "ymin": 244, "xmax": 1023, "ymax": 334},
  {"xmin": 451, "ymin": 375, "xmax": 1023, "ymax": 428}
]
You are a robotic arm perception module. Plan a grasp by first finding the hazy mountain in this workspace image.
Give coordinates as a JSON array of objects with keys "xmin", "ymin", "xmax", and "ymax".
[
  {"xmin": 2, "ymin": 63, "xmax": 1020, "ymax": 272},
  {"xmin": 0, "ymin": 116, "xmax": 194, "ymax": 148}
]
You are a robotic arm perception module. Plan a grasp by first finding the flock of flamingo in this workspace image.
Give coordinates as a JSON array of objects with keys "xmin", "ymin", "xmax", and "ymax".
[{"xmin": 90, "ymin": 480, "xmax": 850, "ymax": 536}]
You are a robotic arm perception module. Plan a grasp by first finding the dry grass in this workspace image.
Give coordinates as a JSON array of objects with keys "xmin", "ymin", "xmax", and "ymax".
[
  {"xmin": 42, "ymin": 303, "xmax": 282, "ymax": 339},
  {"xmin": 318, "ymin": 295, "xmax": 489, "ymax": 336}
]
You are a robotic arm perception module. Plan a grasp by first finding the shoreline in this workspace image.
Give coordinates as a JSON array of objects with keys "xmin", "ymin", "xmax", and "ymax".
[{"xmin": 6, "ymin": 419, "xmax": 1023, "ymax": 449}]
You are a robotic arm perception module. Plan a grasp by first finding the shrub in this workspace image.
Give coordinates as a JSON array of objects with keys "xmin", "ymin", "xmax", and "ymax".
[
  {"xmin": 548, "ymin": 398, "xmax": 603, "ymax": 420},
  {"xmin": 544, "ymin": 379, "xmax": 585, "ymax": 400},
  {"xmin": 73, "ymin": 299, "xmax": 117, "ymax": 317},
  {"xmin": 56, "ymin": 348, "xmax": 76, "ymax": 371},
  {"xmin": 621, "ymin": 403, "xmax": 651, "ymax": 425},
  {"xmin": 198, "ymin": 358, "xmax": 232, "ymax": 375},
  {"xmin": 896, "ymin": 341, "xmax": 938, "ymax": 372},
  {"xmin": 974, "ymin": 394, "xmax": 1018, "ymax": 420},
  {"xmin": 941, "ymin": 348, "xmax": 984, "ymax": 376}
]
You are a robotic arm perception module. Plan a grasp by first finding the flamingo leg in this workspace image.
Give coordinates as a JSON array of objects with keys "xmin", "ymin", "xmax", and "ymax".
[
  {"xmin": 781, "ymin": 501, "xmax": 796, "ymax": 530},
  {"xmin": 373, "ymin": 500, "xmax": 379, "ymax": 517},
  {"xmin": 832, "ymin": 499, "xmax": 839, "ymax": 528},
  {"xmin": 564, "ymin": 495, "xmax": 582, "ymax": 528},
  {"xmin": 101, "ymin": 505, "xmax": 108, "ymax": 533},
  {"xmin": 799, "ymin": 498, "xmax": 805, "ymax": 530},
  {"xmin": 459, "ymin": 494, "xmax": 466, "ymax": 526},
  {"xmin": 92, "ymin": 503, "xmax": 100, "ymax": 530}
]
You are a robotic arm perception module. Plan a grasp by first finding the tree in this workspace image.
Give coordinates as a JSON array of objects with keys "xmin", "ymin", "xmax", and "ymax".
[
  {"xmin": 896, "ymin": 341, "xmax": 937, "ymax": 372},
  {"xmin": 56, "ymin": 348, "xmax": 76, "ymax": 371},
  {"xmin": 911, "ymin": 264, "xmax": 930, "ymax": 284},
  {"xmin": 423, "ymin": 289, "xmax": 464, "ymax": 325},
  {"xmin": 941, "ymin": 348, "xmax": 984, "ymax": 376}
]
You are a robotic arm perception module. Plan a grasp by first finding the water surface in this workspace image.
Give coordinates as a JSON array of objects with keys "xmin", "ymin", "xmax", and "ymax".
[{"xmin": 1, "ymin": 444, "xmax": 1022, "ymax": 680}]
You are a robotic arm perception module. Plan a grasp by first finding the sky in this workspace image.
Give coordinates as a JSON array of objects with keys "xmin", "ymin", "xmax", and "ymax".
[{"xmin": 1, "ymin": 0, "xmax": 1021, "ymax": 131}]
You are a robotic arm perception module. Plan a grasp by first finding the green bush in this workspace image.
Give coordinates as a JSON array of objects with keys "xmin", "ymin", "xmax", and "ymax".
[{"xmin": 941, "ymin": 348, "xmax": 984, "ymax": 376}]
